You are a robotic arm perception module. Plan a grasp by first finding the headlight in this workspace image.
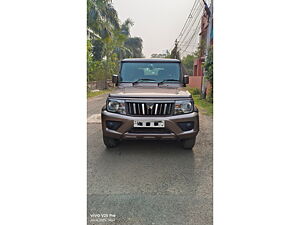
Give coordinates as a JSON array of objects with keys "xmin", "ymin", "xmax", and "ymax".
[
  {"xmin": 107, "ymin": 99, "xmax": 126, "ymax": 114},
  {"xmin": 175, "ymin": 100, "xmax": 193, "ymax": 115}
]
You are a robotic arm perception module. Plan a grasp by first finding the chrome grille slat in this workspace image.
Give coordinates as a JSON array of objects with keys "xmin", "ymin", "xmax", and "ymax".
[
  {"xmin": 127, "ymin": 102, "xmax": 174, "ymax": 116},
  {"xmin": 154, "ymin": 104, "xmax": 158, "ymax": 115},
  {"xmin": 142, "ymin": 104, "xmax": 145, "ymax": 115},
  {"xmin": 128, "ymin": 103, "xmax": 132, "ymax": 114}
]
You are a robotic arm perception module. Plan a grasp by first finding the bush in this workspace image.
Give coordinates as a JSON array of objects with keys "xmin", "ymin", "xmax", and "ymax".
[
  {"xmin": 188, "ymin": 87, "xmax": 201, "ymax": 95},
  {"xmin": 206, "ymin": 95, "xmax": 213, "ymax": 103},
  {"xmin": 204, "ymin": 47, "xmax": 213, "ymax": 84}
]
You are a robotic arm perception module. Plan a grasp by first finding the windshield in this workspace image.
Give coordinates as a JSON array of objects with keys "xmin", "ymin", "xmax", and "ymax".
[{"xmin": 119, "ymin": 62, "xmax": 181, "ymax": 83}]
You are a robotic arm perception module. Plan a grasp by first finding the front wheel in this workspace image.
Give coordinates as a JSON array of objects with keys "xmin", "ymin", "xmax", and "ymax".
[
  {"xmin": 103, "ymin": 136, "xmax": 119, "ymax": 149},
  {"xmin": 182, "ymin": 137, "xmax": 196, "ymax": 150}
]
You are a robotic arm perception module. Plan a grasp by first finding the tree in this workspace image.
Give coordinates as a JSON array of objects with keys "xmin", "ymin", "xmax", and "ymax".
[
  {"xmin": 120, "ymin": 19, "xmax": 144, "ymax": 58},
  {"xmin": 204, "ymin": 47, "xmax": 213, "ymax": 102},
  {"xmin": 91, "ymin": 39, "xmax": 104, "ymax": 61},
  {"xmin": 204, "ymin": 47, "xmax": 213, "ymax": 84},
  {"xmin": 182, "ymin": 53, "xmax": 197, "ymax": 75},
  {"xmin": 87, "ymin": 40, "xmax": 105, "ymax": 82},
  {"xmin": 87, "ymin": 0, "xmax": 144, "ymax": 85},
  {"xmin": 87, "ymin": 0, "xmax": 120, "ymax": 39},
  {"xmin": 125, "ymin": 37, "xmax": 144, "ymax": 58},
  {"xmin": 121, "ymin": 18, "xmax": 134, "ymax": 37}
]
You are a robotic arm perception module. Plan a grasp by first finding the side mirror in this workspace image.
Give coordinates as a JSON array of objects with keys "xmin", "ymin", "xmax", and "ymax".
[
  {"xmin": 183, "ymin": 75, "xmax": 189, "ymax": 85},
  {"xmin": 112, "ymin": 74, "xmax": 119, "ymax": 84}
]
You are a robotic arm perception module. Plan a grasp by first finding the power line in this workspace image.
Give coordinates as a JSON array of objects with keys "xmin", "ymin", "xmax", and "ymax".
[
  {"xmin": 169, "ymin": 0, "xmax": 199, "ymax": 52},
  {"xmin": 178, "ymin": 3, "xmax": 203, "ymax": 48},
  {"xmin": 177, "ymin": 0, "xmax": 200, "ymax": 42},
  {"xmin": 178, "ymin": 1, "xmax": 208, "ymax": 56},
  {"xmin": 180, "ymin": 18, "xmax": 202, "ymax": 55},
  {"xmin": 169, "ymin": 0, "xmax": 208, "ymax": 56},
  {"xmin": 178, "ymin": 2, "xmax": 204, "ymax": 45}
]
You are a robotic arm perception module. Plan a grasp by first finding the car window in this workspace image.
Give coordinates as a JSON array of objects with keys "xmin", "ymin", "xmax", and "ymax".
[{"xmin": 120, "ymin": 62, "xmax": 181, "ymax": 82}]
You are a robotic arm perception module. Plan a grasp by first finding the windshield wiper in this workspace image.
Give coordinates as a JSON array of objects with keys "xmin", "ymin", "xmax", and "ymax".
[
  {"xmin": 158, "ymin": 79, "xmax": 179, "ymax": 85},
  {"xmin": 132, "ymin": 78, "xmax": 156, "ymax": 85}
]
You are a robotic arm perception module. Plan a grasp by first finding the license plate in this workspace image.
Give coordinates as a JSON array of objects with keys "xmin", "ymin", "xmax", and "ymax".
[{"xmin": 134, "ymin": 120, "xmax": 165, "ymax": 128}]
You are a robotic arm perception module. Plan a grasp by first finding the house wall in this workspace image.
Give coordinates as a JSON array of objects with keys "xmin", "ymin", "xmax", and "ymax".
[
  {"xmin": 193, "ymin": 59, "xmax": 203, "ymax": 76},
  {"xmin": 188, "ymin": 76, "xmax": 203, "ymax": 89}
]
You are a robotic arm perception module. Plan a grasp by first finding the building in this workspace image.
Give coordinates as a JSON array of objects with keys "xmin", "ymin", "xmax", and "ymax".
[{"xmin": 191, "ymin": 0, "xmax": 213, "ymax": 96}]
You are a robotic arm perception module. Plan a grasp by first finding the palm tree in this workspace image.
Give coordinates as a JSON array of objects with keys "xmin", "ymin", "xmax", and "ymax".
[
  {"xmin": 121, "ymin": 18, "xmax": 134, "ymax": 37},
  {"xmin": 125, "ymin": 37, "xmax": 144, "ymax": 58},
  {"xmin": 87, "ymin": 0, "xmax": 145, "ymax": 84},
  {"xmin": 87, "ymin": 0, "xmax": 120, "ymax": 39}
]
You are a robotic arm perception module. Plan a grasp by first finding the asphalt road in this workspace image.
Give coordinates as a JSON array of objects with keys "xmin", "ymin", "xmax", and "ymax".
[{"xmin": 87, "ymin": 94, "xmax": 213, "ymax": 225}]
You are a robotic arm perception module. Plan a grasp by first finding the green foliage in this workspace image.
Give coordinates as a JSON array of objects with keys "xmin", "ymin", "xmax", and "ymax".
[
  {"xmin": 87, "ymin": 0, "xmax": 144, "ymax": 82},
  {"xmin": 198, "ymin": 97, "xmax": 213, "ymax": 115},
  {"xmin": 192, "ymin": 94, "xmax": 213, "ymax": 116},
  {"xmin": 204, "ymin": 47, "xmax": 213, "ymax": 84},
  {"xmin": 187, "ymin": 86, "xmax": 213, "ymax": 115},
  {"xmin": 203, "ymin": 47, "xmax": 213, "ymax": 101},
  {"xmin": 91, "ymin": 39, "xmax": 104, "ymax": 61},
  {"xmin": 206, "ymin": 95, "xmax": 213, "ymax": 103},
  {"xmin": 188, "ymin": 87, "xmax": 201, "ymax": 95},
  {"xmin": 121, "ymin": 18, "xmax": 134, "ymax": 37},
  {"xmin": 87, "ymin": 0, "xmax": 120, "ymax": 39},
  {"xmin": 125, "ymin": 37, "xmax": 144, "ymax": 58},
  {"xmin": 87, "ymin": 40, "xmax": 97, "ymax": 81},
  {"xmin": 182, "ymin": 52, "xmax": 197, "ymax": 75}
]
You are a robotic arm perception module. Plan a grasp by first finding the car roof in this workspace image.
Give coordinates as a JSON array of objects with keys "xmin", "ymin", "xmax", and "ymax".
[{"xmin": 121, "ymin": 58, "xmax": 181, "ymax": 63}]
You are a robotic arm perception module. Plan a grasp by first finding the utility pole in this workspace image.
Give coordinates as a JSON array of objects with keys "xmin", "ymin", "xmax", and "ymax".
[{"xmin": 170, "ymin": 39, "xmax": 180, "ymax": 59}]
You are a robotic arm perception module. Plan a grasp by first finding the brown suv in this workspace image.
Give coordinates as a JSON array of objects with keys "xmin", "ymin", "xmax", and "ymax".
[{"xmin": 101, "ymin": 58, "xmax": 199, "ymax": 149}]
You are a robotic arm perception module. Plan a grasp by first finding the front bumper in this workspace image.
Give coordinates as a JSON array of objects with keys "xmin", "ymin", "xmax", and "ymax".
[{"xmin": 101, "ymin": 110, "xmax": 199, "ymax": 141}]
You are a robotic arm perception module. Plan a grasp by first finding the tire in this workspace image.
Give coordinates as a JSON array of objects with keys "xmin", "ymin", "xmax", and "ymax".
[
  {"xmin": 182, "ymin": 137, "xmax": 196, "ymax": 150},
  {"xmin": 103, "ymin": 136, "xmax": 119, "ymax": 149}
]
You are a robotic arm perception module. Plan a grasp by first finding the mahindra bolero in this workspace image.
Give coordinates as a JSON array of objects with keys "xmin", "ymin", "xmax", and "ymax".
[{"xmin": 101, "ymin": 58, "xmax": 199, "ymax": 149}]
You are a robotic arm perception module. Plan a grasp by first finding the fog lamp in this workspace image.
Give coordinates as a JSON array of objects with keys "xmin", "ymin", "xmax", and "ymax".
[
  {"xmin": 177, "ymin": 121, "xmax": 194, "ymax": 131},
  {"xmin": 106, "ymin": 120, "xmax": 122, "ymax": 131}
]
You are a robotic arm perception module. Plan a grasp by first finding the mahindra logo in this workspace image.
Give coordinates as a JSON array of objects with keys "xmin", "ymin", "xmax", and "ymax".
[{"xmin": 146, "ymin": 103, "xmax": 154, "ymax": 110}]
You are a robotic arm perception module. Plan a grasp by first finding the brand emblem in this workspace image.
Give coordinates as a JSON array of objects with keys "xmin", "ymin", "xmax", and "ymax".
[{"xmin": 146, "ymin": 103, "xmax": 154, "ymax": 110}]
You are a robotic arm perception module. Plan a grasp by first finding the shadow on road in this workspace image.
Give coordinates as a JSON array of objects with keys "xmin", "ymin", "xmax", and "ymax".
[{"xmin": 103, "ymin": 139, "xmax": 194, "ymax": 154}]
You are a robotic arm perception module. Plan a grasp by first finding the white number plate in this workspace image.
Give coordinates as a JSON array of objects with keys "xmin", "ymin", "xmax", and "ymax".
[{"xmin": 134, "ymin": 120, "xmax": 165, "ymax": 128}]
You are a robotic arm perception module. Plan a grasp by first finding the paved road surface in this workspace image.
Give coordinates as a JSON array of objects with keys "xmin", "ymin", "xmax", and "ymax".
[{"xmin": 87, "ymin": 94, "xmax": 213, "ymax": 225}]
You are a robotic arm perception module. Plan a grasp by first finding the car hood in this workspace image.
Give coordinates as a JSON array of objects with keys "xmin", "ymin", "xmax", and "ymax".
[{"xmin": 109, "ymin": 86, "xmax": 191, "ymax": 99}]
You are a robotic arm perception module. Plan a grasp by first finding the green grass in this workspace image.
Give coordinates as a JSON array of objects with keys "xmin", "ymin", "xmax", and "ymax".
[
  {"xmin": 192, "ymin": 94, "xmax": 213, "ymax": 116},
  {"xmin": 87, "ymin": 89, "xmax": 112, "ymax": 98},
  {"xmin": 186, "ymin": 87, "xmax": 213, "ymax": 116}
]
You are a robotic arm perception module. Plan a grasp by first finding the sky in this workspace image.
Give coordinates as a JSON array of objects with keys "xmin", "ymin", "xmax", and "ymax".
[{"xmin": 112, "ymin": 0, "xmax": 196, "ymax": 58}]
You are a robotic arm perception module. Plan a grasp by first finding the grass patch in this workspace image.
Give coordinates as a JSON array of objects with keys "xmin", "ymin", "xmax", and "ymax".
[
  {"xmin": 192, "ymin": 94, "xmax": 213, "ymax": 116},
  {"xmin": 193, "ymin": 95, "xmax": 213, "ymax": 116},
  {"xmin": 186, "ymin": 87, "xmax": 213, "ymax": 115},
  {"xmin": 87, "ymin": 89, "xmax": 112, "ymax": 98}
]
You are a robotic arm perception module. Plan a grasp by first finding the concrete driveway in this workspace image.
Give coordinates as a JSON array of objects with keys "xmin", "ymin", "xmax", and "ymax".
[{"xmin": 87, "ymin": 94, "xmax": 213, "ymax": 225}]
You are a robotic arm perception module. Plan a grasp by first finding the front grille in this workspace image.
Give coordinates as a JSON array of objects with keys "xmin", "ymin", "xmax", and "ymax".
[{"xmin": 126, "ymin": 102, "xmax": 174, "ymax": 116}]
